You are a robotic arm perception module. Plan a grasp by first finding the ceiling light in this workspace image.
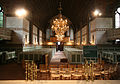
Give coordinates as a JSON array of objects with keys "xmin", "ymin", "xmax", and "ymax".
[
  {"xmin": 98, "ymin": 13, "xmax": 102, "ymax": 16},
  {"xmin": 15, "ymin": 8, "xmax": 27, "ymax": 17},
  {"xmin": 117, "ymin": 7, "xmax": 120, "ymax": 13},
  {"xmin": 93, "ymin": 9, "xmax": 102, "ymax": 16}
]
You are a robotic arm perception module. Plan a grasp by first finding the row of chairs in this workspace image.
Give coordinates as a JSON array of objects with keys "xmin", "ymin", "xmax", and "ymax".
[
  {"xmin": 49, "ymin": 65, "xmax": 84, "ymax": 80},
  {"xmin": 39, "ymin": 63, "xmax": 118, "ymax": 80}
]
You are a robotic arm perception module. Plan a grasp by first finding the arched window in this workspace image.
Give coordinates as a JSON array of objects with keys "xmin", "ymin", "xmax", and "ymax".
[
  {"xmin": 115, "ymin": 7, "xmax": 120, "ymax": 28},
  {"xmin": 70, "ymin": 28, "xmax": 74, "ymax": 40},
  {"xmin": 46, "ymin": 29, "xmax": 50, "ymax": 40},
  {"xmin": 0, "ymin": 6, "xmax": 3, "ymax": 28}
]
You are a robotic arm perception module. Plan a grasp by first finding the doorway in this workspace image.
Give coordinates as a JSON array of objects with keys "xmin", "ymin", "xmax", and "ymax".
[{"xmin": 56, "ymin": 42, "xmax": 64, "ymax": 51}]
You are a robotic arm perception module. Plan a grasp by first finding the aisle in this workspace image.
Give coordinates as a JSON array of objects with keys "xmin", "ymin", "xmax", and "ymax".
[{"xmin": 50, "ymin": 51, "xmax": 67, "ymax": 64}]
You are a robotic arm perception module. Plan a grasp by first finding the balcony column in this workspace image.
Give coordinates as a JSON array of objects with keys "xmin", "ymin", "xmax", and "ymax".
[
  {"xmin": 37, "ymin": 29, "xmax": 39, "ymax": 45},
  {"xmin": 29, "ymin": 21, "xmax": 33, "ymax": 44},
  {"xmin": 87, "ymin": 14, "xmax": 91, "ymax": 45}
]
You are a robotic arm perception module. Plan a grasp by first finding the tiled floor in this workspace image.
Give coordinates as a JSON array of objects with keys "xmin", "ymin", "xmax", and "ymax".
[{"xmin": 50, "ymin": 51, "xmax": 67, "ymax": 64}]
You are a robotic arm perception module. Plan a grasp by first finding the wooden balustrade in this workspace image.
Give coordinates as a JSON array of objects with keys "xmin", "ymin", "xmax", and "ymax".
[
  {"xmin": 18, "ymin": 48, "xmax": 56, "ymax": 66},
  {"xmin": 64, "ymin": 48, "xmax": 83, "ymax": 64},
  {"xmin": 106, "ymin": 28, "xmax": 120, "ymax": 41},
  {"xmin": 0, "ymin": 28, "xmax": 12, "ymax": 40}
]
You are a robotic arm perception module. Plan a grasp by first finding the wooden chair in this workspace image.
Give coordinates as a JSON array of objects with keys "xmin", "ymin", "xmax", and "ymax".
[
  {"xmin": 94, "ymin": 70, "xmax": 101, "ymax": 80},
  {"xmin": 49, "ymin": 64, "xmax": 60, "ymax": 80},
  {"xmin": 61, "ymin": 68, "xmax": 71, "ymax": 80},
  {"xmin": 71, "ymin": 68, "xmax": 83, "ymax": 80},
  {"xmin": 50, "ymin": 73, "xmax": 61, "ymax": 80},
  {"xmin": 39, "ymin": 64, "xmax": 49, "ymax": 73},
  {"xmin": 101, "ymin": 69, "xmax": 109, "ymax": 80},
  {"xmin": 49, "ymin": 64, "xmax": 58, "ymax": 69},
  {"xmin": 59, "ymin": 64, "xmax": 68, "ymax": 73},
  {"xmin": 50, "ymin": 68, "xmax": 60, "ymax": 80},
  {"xmin": 39, "ymin": 64, "xmax": 49, "ymax": 79},
  {"xmin": 68, "ymin": 64, "xmax": 76, "ymax": 73}
]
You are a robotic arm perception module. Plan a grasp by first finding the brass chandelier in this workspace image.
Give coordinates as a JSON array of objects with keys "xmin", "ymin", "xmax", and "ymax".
[{"xmin": 51, "ymin": 2, "xmax": 70, "ymax": 41}]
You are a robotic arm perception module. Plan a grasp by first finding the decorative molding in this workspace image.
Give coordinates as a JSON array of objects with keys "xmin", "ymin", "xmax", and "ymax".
[
  {"xmin": 8, "ymin": 28, "xmax": 23, "ymax": 31},
  {"xmin": 91, "ymin": 28, "xmax": 112, "ymax": 33},
  {"xmin": 23, "ymin": 28, "xmax": 29, "ymax": 32},
  {"xmin": 96, "ymin": 28, "xmax": 112, "ymax": 31}
]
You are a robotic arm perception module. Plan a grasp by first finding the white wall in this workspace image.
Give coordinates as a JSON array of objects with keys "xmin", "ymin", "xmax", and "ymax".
[
  {"xmin": 96, "ymin": 18, "xmax": 113, "ymax": 28},
  {"xmin": 23, "ymin": 19, "xmax": 29, "ymax": 31},
  {"xmin": 39, "ymin": 30, "xmax": 42, "ymax": 45},
  {"xmin": 23, "ymin": 19, "xmax": 29, "ymax": 45},
  {"xmin": 89, "ymin": 17, "xmax": 113, "ymax": 45},
  {"xmin": 75, "ymin": 30, "xmax": 81, "ymax": 45},
  {"xmin": 90, "ymin": 20, "xmax": 96, "ymax": 31},
  {"xmin": 6, "ymin": 17, "xmax": 23, "ymax": 28},
  {"xmin": 6, "ymin": 17, "xmax": 24, "ymax": 44},
  {"xmin": 70, "ymin": 28, "xmax": 74, "ymax": 40},
  {"xmin": 96, "ymin": 31, "xmax": 110, "ymax": 44},
  {"xmin": 6, "ymin": 17, "xmax": 30, "ymax": 45},
  {"xmin": 82, "ymin": 26, "xmax": 87, "ymax": 44},
  {"xmin": 33, "ymin": 25, "xmax": 37, "ymax": 34},
  {"xmin": 11, "ymin": 30, "xmax": 23, "ymax": 44},
  {"xmin": 33, "ymin": 25, "xmax": 38, "ymax": 45},
  {"xmin": 23, "ymin": 31, "xmax": 29, "ymax": 44}
]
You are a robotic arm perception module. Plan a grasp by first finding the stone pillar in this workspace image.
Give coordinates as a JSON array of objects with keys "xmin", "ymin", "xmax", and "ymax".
[
  {"xmin": 87, "ymin": 14, "xmax": 90, "ymax": 45},
  {"xmin": 80, "ymin": 29, "xmax": 82, "ymax": 45},
  {"xmin": 37, "ymin": 29, "xmax": 39, "ymax": 45},
  {"xmin": 29, "ymin": 21, "xmax": 33, "ymax": 44}
]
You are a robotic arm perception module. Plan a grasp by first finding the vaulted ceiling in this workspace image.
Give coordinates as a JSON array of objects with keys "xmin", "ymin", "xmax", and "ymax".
[{"xmin": 0, "ymin": 0, "xmax": 119, "ymax": 32}]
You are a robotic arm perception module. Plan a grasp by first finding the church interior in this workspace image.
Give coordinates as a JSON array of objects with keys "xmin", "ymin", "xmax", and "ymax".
[{"xmin": 0, "ymin": 0, "xmax": 120, "ymax": 83}]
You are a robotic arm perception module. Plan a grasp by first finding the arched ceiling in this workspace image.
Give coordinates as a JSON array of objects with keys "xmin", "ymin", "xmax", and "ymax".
[{"xmin": 0, "ymin": 0, "xmax": 119, "ymax": 32}]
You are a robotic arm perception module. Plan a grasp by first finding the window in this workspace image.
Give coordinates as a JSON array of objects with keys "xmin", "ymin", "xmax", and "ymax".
[
  {"xmin": 46, "ymin": 29, "xmax": 50, "ymax": 40},
  {"xmin": 92, "ymin": 35, "xmax": 94, "ymax": 42},
  {"xmin": 0, "ymin": 6, "xmax": 3, "ymax": 28},
  {"xmin": 25, "ymin": 35, "xmax": 27, "ymax": 42},
  {"xmin": 58, "ymin": 42, "xmax": 60, "ymax": 45},
  {"xmin": 115, "ymin": 7, "xmax": 120, "ymax": 28},
  {"xmin": 70, "ymin": 28, "xmax": 74, "ymax": 40},
  {"xmin": 35, "ymin": 37, "xmax": 36, "ymax": 43}
]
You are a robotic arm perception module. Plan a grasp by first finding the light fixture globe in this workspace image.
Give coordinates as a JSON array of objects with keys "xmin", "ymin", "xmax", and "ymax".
[
  {"xmin": 93, "ymin": 9, "xmax": 102, "ymax": 16},
  {"xmin": 117, "ymin": 7, "xmax": 120, "ymax": 13},
  {"xmin": 15, "ymin": 8, "xmax": 27, "ymax": 17}
]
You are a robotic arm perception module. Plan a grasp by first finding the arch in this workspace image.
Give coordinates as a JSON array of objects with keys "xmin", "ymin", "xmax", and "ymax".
[
  {"xmin": 115, "ymin": 7, "xmax": 120, "ymax": 28},
  {"xmin": 70, "ymin": 28, "xmax": 74, "ymax": 40},
  {"xmin": 0, "ymin": 5, "xmax": 3, "ymax": 28},
  {"xmin": 46, "ymin": 28, "xmax": 50, "ymax": 40}
]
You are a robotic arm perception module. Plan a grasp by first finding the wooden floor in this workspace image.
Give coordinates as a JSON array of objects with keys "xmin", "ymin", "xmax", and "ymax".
[
  {"xmin": 0, "ymin": 63, "xmax": 25, "ymax": 80},
  {"xmin": 0, "ymin": 51, "xmax": 67, "ymax": 80}
]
